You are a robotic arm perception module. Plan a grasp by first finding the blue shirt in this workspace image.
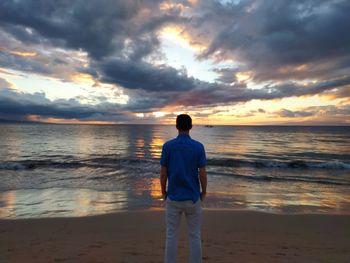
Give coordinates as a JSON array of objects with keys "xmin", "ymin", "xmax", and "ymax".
[{"xmin": 160, "ymin": 134, "xmax": 206, "ymax": 203}]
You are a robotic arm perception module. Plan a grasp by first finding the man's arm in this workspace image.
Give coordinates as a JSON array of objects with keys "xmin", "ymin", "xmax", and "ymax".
[
  {"xmin": 160, "ymin": 166, "xmax": 168, "ymax": 200},
  {"xmin": 199, "ymin": 167, "xmax": 207, "ymax": 201}
]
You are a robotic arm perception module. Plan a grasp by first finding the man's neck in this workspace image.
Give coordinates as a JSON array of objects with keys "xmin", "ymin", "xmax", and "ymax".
[{"xmin": 178, "ymin": 130, "xmax": 190, "ymax": 136}]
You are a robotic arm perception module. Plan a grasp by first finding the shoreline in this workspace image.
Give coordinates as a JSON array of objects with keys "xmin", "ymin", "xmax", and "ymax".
[
  {"xmin": 2, "ymin": 207, "xmax": 350, "ymax": 221},
  {"xmin": 1, "ymin": 210, "xmax": 349, "ymax": 262}
]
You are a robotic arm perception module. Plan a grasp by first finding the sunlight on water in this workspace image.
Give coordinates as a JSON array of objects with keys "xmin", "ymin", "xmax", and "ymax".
[{"xmin": 0, "ymin": 124, "xmax": 349, "ymax": 218}]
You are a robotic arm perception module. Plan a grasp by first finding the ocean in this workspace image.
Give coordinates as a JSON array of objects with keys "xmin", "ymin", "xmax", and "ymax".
[{"xmin": 0, "ymin": 124, "xmax": 349, "ymax": 218}]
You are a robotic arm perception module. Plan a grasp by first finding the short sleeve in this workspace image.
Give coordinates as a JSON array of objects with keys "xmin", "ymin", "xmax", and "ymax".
[
  {"xmin": 198, "ymin": 144, "xmax": 206, "ymax": 168},
  {"xmin": 160, "ymin": 144, "xmax": 169, "ymax": 167}
]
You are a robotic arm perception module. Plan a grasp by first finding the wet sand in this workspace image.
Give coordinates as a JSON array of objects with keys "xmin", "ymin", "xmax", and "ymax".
[{"xmin": 1, "ymin": 210, "xmax": 350, "ymax": 263}]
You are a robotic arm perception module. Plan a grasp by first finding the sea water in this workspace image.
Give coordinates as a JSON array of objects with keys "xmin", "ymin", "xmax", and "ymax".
[{"xmin": 0, "ymin": 124, "xmax": 349, "ymax": 218}]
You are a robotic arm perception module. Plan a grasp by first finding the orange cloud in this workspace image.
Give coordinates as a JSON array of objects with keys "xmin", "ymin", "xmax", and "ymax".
[
  {"xmin": 9, "ymin": 50, "xmax": 37, "ymax": 57},
  {"xmin": 25, "ymin": 115, "xmax": 118, "ymax": 124},
  {"xmin": 160, "ymin": 25, "xmax": 205, "ymax": 51},
  {"xmin": 278, "ymin": 64, "xmax": 309, "ymax": 74},
  {"xmin": 159, "ymin": 2, "xmax": 186, "ymax": 11},
  {"xmin": 70, "ymin": 72, "xmax": 94, "ymax": 84},
  {"xmin": 236, "ymin": 71, "xmax": 253, "ymax": 82}
]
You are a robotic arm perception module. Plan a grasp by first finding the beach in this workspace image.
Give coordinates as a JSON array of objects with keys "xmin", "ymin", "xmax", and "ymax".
[{"xmin": 1, "ymin": 210, "xmax": 350, "ymax": 263}]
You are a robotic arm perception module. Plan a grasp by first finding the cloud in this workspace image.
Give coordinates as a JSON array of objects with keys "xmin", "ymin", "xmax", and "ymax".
[
  {"xmin": 213, "ymin": 67, "xmax": 238, "ymax": 84},
  {"xmin": 0, "ymin": 27, "xmax": 92, "ymax": 82},
  {"xmin": 0, "ymin": 0, "xmax": 198, "ymax": 97},
  {"xmin": 0, "ymin": 0, "xmax": 184, "ymax": 60},
  {"xmin": 171, "ymin": 75, "xmax": 350, "ymax": 107},
  {"xmin": 0, "ymin": 50, "xmax": 50, "ymax": 75},
  {"xmin": 0, "ymin": 77, "xmax": 172, "ymax": 121},
  {"xmin": 188, "ymin": 0, "xmax": 350, "ymax": 82},
  {"xmin": 268, "ymin": 104, "xmax": 350, "ymax": 125},
  {"xmin": 0, "ymin": 0, "xmax": 349, "ymax": 124},
  {"xmin": 277, "ymin": 108, "xmax": 314, "ymax": 118},
  {"xmin": 2, "ymin": 0, "xmax": 349, "ymax": 93},
  {"xmin": 0, "ymin": 0, "xmax": 133, "ymax": 59},
  {"xmin": 0, "ymin": 77, "xmax": 123, "ymax": 121},
  {"xmin": 99, "ymin": 59, "xmax": 197, "ymax": 92},
  {"xmin": 2, "ymin": 73, "xmax": 349, "ymax": 124}
]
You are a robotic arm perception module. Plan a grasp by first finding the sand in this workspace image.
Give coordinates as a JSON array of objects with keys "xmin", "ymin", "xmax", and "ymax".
[{"xmin": 1, "ymin": 210, "xmax": 350, "ymax": 263}]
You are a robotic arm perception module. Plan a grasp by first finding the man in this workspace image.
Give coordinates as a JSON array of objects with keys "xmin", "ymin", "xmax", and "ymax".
[{"xmin": 160, "ymin": 114, "xmax": 207, "ymax": 263}]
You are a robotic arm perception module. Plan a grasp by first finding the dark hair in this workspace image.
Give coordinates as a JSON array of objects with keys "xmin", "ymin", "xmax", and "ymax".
[{"xmin": 176, "ymin": 114, "xmax": 192, "ymax": 131}]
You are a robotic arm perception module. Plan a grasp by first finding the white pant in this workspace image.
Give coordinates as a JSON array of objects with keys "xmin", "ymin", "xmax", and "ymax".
[{"xmin": 165, "ymin": 199, "xmax": 202, "ymax": 263}]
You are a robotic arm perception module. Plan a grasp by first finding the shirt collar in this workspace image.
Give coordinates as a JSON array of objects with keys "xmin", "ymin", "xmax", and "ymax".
[{"xmin": 177, "ymin": 134, "xmax": 191, "ymax": 139}]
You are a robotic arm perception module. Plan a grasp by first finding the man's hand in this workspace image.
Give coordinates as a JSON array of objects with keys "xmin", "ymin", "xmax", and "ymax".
[
  {"xmin": 160, "ymin": 166, "xmax": 168, "ymax": 201},
  {"xmin": 199, "ymin": 167, "xmax": 207, "ymax": 202},
  {"xmin": 162, "ymin": 191, "xmax": 167, "ymax": 200},
  {"xmin": 200, "ymin": 191, "xmax": 206, "ymax": 201}
]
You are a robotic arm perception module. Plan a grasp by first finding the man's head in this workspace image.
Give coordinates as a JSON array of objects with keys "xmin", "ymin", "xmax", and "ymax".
[{"xmin": 176, "ymin": 114, "xmax": 192, "ymax": 132}]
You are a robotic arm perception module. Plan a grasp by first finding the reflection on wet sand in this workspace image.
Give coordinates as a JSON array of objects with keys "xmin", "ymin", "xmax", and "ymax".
[
  {"xmin": 0, "ymin": 191, "xmax": 15, "ymax": 218},
  {"xmin": 133, "ymin": 177, "xmax": 162, "ymax": 200},
  {"xmin": 148, "ymin": 177, "xmax": 162, "ymax": 199},
  {"xmin": 202, "ymin": 171, "xmax": 350, "ymax": 214},
  {"xmin": 73, "ymin": 190, "xmax": 128, "ymax": 217},
  {"xmin": 0, "ymin": 188, "xmax": 129, "ymax": 219}
]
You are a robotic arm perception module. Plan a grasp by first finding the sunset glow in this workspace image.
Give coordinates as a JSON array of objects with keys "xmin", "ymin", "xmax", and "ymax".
[{"xmin": 0, "ymin": 0, "xmax": 348, "ymax": 125}]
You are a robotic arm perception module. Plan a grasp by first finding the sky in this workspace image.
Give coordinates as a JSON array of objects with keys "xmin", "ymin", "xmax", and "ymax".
[{"xmin": 0, "ymin": 0, "xmax": 349, "ymax": 125}]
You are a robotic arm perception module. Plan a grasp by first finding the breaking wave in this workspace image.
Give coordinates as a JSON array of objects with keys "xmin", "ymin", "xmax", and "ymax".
[
  {"xmin": 207, "ymin": 158, "xmax": 350, "ymax": 170},
  {"xmin": 0, "ymin": 156, "xmax": 349, "ymax": 171}
]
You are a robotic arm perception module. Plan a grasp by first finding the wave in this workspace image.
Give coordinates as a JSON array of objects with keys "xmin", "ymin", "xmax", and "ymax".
[
  {"xmin": 207, "ymin": 158, "xmax": 350, "ymax": 170},
  {"xmin": 210, "ymin": 171, "xmax": 350, "ymax": 186},
  {"xmin": 0, "ymin": 156, "xmax": 349, "ymax": 171},
  {"xmin": 0, "ymin": 160, "xmax": 85, "ymax": 170},
  {"xmin": 0, "ymin": 158, "xmax": 349, "ymax": 189},
  {"xmin": 0, "ymin": 157, "xmax": 157, "ymax": 171}
]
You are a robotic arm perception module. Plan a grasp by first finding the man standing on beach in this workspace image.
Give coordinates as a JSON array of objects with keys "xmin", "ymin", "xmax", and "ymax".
[{"xmin": 160, "ymin": 114, "xmax": 207, "ymax": 263}]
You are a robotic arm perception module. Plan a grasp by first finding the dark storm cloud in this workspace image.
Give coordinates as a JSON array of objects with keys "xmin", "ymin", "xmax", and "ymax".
[
  {"xmin": 0, "ymin": 0, "xmax": 194, "ymax": 92},
  {"xmin": 0, "ymin": 24, "xmax": 44, "ymax": 45},
  {"xmin": 213, "ymin": 68, "xmax": 238, "ymax": 84},
  {"xmin": 0, "ymin": 0, "xmax": 180, "ymax": 60},
  {"xmin": 86, "ymin": 71, "xmax": 349, "ymax": 111},
  {"xmin": 0, "ymin": 0, "xmax": 190, "ymax": 63},
  {"xmin": 0, "ymin": 96, "xmax": 96, "ymax": 119},
  {"xmin": 173, "ymin": 75, "xmax": 350, "ymax": 107},
  {"xmin": 124, "ymin": 89, "xmax": 171, "ymax": 112},
  {"xmin": 126, "ymin": 35, "xmax": 160, "ymax": 61},
  {"xmin": 99, "ymin": 59, "xmax": 197, "ymax": 91},
  {"xmin": 0, "ymin": 0, "xmax": 129, "ymax": 59},
  {"xmin": 190, "ymin": 0, "xmax": 350, "ymax": 81}
]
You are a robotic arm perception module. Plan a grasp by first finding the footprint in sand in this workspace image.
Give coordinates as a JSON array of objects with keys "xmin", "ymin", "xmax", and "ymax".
[
  {"xmin": 54, "ymin": 257, "xmax": 70, "ymax": 262},
  {"xmin": 89, "ymin": 241, "xmax": 107, "ymax": 248}
]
